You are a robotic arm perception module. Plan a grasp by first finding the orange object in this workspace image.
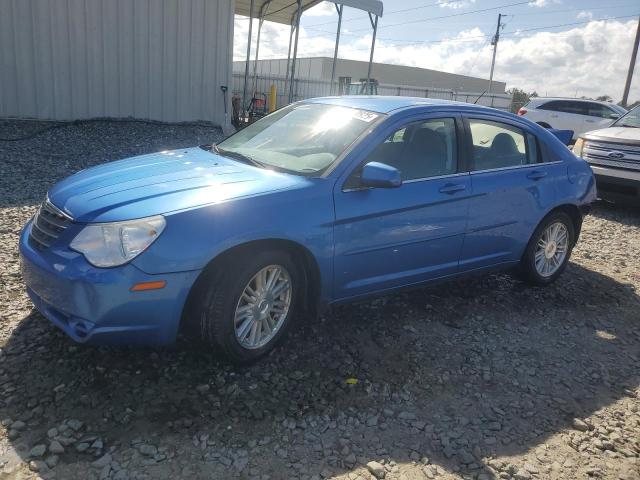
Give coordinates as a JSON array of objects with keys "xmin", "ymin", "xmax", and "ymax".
[{"xmin": 130, "ymin": 280, "xmax": 166, "ymax": 292}]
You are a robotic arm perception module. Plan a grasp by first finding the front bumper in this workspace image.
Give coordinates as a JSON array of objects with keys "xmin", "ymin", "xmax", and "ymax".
[
  {"xmin": 19, "ymin": 220, "xmax": 200, "ymax": 346},
  {"xmin": 591, "ymin": 165, "xmax": 640, "ymax": 205}
]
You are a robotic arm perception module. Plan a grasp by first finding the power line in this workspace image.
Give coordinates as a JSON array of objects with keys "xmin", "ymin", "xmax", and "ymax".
[
  {"xmin": 304, "ymin": 1, "xmax": 445, "ymax": 28},
  {"xmin": 301, "ymin": 13, "xmax": 640, "ymax": 51},
  {"xmin": 348, "ymin": 0, "xmax": 533, "ymax": 32},
  {"xmin": 245, "ymin": 12, "xmax": 639, "ymax": 62},
  {"xmin": 303, "ymin": 1, "xmax": 639, "ymax": 29}
]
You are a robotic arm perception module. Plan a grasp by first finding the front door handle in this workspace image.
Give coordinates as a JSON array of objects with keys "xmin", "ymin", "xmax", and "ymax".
[
  {"xmin": 439, "ymin": 183, "xmax": 467, "ymax": 194},
  {"xmin": 527, "ymin": 170, "xmax": 547, "ymax": 180}
]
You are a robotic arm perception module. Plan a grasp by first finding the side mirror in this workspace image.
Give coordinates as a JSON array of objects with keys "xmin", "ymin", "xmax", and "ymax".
[
  {"xmin": 609, "ymin": 113, "xmax": 621, "ymax": 120},
  {"xmin": 360, "ymin": 162, "xmax": 402, "ymax": 189}
]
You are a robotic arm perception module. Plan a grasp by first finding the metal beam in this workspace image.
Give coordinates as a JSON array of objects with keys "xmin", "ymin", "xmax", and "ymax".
[
  {"xmin": 241, "ymin": 0, "xmax": 256, "ymax": 121},
  {"xmin": 283, "ymin": 21, "xmax": 295, "ymax": 103},
  {"xmin": 251, "ymin": 2, "xmax": 272, "ymax": 108},
  {"xmin": 330, "ymin": 3, "xmax": 344, "ymax": 95},
  {"xmin": 366, "ymin": 13, "xmax": 378, "ymax": 90},
  {"xmin": 288, "ymin": 0, "xmax": 303, "ymax": 103}
]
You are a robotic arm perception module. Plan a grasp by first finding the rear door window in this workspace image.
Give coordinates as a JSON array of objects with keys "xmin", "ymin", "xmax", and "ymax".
[
  {"xmin": 469, "ymin": 119, "xmax": 538, "ymax": 170},
  {"xmin": 539, "ymin": 100, "xmax": 588, "ymax": 116}
]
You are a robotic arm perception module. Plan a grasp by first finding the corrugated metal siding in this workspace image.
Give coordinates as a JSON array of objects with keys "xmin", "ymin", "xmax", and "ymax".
[{"xmin": 0, "ymin": 0, "xmax": 234, "ymax": 126}]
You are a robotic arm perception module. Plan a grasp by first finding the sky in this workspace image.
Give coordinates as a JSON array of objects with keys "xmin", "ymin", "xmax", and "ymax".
[{"xmin": 233, "ymin": 0, "xmax": 640, "ymax": 102}]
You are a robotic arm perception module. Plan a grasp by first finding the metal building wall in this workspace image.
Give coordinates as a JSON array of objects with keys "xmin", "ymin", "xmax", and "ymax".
[
  {"xmin": 0, "ymin": 0, "xmax": 235, "ymax": 126},
  {"xmin": 233, "ymin": 57, "xmax": 507, "ymax": 94}
]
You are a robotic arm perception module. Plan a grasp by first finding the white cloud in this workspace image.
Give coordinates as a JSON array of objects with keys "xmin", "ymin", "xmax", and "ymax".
[
  {"xmin": 577, "ymin": 11, "xmax": 593, "ymax": 21},
  {"xmin": 304, "ymin": 2, "xmax": 337, "ymax": 17},
  {"xmin": 234, "ymin": 18, "xmax": 640, "ymax": 103},
  {"xmin": 437, "ymin": 0, "xmax": 476, "ymax": 8},
  {"xmin": 528, "ymin": 0, "xmax": 561, "ymax": 7}
]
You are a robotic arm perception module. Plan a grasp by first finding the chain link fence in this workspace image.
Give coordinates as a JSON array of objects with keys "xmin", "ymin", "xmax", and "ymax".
[{"xmin": 233, "ymin": 73, "xmax": 514, "ymax": 112}]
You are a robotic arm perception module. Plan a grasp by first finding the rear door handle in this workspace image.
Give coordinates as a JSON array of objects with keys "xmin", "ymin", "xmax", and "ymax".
[
  {"xmin": 439, "ymin": 183, "xmax": 467, "ymax": 194},
  {"xmin": 527, "ymin": 170, "xmax": 547, "ymax": 180}
]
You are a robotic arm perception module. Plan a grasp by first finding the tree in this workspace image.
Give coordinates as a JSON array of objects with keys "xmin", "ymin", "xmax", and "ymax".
[{"xmin": 507, "ymin": 88, "xmax": 538, "ymax": 113}]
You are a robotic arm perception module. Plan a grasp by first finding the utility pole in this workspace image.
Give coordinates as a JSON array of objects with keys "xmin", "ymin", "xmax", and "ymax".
[
  {"xmin": 621, "ymin": 16, "xmax": 640, "ymax": 108},
  {"xmin": 488, "ymin": 13, "xmax": 503, "ymax": 95}
]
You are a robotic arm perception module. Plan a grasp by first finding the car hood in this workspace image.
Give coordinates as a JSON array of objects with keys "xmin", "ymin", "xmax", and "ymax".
[
  {"xmin": 583, "ymin": 126, "xmax": 640, "ymax": 145},
  {"xmin": 48, "ymin": 147, "xmax": 307, "ymax": 222}
]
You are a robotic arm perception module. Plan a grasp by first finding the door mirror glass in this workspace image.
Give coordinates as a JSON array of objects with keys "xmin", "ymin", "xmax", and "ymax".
[{"xmin": 360, "ymin": 162, "xmax": 402, "ymax": 188}]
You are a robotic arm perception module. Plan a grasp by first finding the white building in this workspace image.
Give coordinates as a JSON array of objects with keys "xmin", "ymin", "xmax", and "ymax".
[{"xmin": 234, "ymin": 57, "xmax": 507, "ymax": 94}]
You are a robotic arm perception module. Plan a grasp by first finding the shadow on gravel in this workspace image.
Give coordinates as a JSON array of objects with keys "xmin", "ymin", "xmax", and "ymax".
[
  {"xmin": 589, "ymin": 200, "xmax": 640, "ymax": 227},
  {"xmin": 1, "ymin": 264, "xmax": 639, "ymax": 479}
]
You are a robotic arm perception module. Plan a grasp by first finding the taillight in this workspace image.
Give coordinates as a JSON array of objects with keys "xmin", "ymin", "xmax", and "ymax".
[{"xmin": 517, "ymin": 107, "xmax": 527, "ymax": 116}]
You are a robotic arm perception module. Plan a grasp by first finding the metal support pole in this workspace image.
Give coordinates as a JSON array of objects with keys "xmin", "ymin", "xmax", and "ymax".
[
  {"xmin": 366, "ymin": 13, "xmax": 378, "ymax": 92},
  {"xmin": 251, "ymin": 17, "xmax": 265, "ymax": 103},
  {"xmin": 284, "ymin": 22, "xmax": 295, "ymax": 102},
  {"xmin": 330, "ymin": 3, "xmax": 344, "ymax": 96},
  {"xmin": 241, "ymin": 0, "xmax": 255, "ymax": 121},
  {"xmin": 621, "ymin": 16, "xmax": 640, "ymax": 108},
  {"xmin": 288, "ymin": 0, "xmax": 303, "ymax": 103},
  {"xmin": 488, "ymin": 13, "xmax": 502, "ymax": 95}
]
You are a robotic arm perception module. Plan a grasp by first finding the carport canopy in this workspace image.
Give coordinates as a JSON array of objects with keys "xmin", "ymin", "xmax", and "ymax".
[
  {"xmin": 236, "ymin": 0, "xmax": 383, "ymax": 118},
  {"xmin": 235, "ymin": 0, "xmax": 382, "ymax": 24}
]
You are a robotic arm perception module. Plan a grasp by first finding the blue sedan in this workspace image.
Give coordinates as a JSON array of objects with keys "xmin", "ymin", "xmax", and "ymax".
[{"xmin": 20, "ymin": 97, "xmax": 596, "ymax": 363}]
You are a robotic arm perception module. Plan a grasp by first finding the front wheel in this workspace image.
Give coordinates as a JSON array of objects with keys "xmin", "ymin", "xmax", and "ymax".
[
  {"xmin": 187, "ymin": 250, "xmax": 299, "ymax": 363},
  {"xmin": 520, "ymin": 212, "xmax": 575, "ymax": 286}
]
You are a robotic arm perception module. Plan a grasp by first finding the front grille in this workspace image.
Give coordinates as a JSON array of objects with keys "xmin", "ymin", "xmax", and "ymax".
[
  {"xmin": 29, "ymin": 199, "xmax": 72, "ymax": 250},
  {"xmin": 583, "ymin": 141, "xmax": 640, "ymax": 171}
]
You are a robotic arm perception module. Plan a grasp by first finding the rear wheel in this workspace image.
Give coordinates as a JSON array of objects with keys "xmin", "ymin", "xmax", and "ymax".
[
  {"xmin": 520, "ymin": 212, "xmax": 575, "ymax": 286},
  {"xmin": 187, "ymin": 250, "xmax": 299, "ymax": 363}
]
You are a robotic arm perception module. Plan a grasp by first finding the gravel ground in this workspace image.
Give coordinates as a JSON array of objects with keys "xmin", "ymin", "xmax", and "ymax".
[{"xmin": 0, "ymin": 119, "xmax": 639, "ymax": 480}]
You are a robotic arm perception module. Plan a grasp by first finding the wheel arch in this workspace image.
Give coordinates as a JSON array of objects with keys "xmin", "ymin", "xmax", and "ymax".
[
  {"xmin": 181, "ymin": 238, "xmax": 323, "ymax": 333},
  {"xmin": 525, "ymin": 204, "xmax": 583, "ymax": 257},
  {"xmin": 548, "ymin": 204, "xmax": 583, "ymax": 245},
  {"xmin": 536, "ymin": 121, "xmax": 552, "ymax": 129}
]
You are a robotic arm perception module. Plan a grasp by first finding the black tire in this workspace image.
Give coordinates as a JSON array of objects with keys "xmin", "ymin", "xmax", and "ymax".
[
  {"xmin": 186, "ymin": 250, "xmax": 300, "ymax": 364},
  {"xmin": 520, "ymin": 211, "xmax": 575, "ymax": 286}
]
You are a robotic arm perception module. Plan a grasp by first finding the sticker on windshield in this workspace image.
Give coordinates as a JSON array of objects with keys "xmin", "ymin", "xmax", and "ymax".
[{"xmin": 354, "ymin": 111, "xmax": 379, "ymax": 123}]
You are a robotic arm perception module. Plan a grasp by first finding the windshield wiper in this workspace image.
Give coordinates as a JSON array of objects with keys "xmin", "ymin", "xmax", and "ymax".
[
  {"xmin": 619, "ymin": 124, "xmax": 640, "ymax": 128},
  {"xmin": 213, "ymin": 144, "xmax": 266, "ymax": 169}
]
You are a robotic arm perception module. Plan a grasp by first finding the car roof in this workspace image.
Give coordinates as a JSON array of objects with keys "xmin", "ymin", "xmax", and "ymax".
[
  {"xmin": 304, "ymin": 95, "xmax": 475, "ymax": 114},
  {"xmin": 528, "ymin": 97, "xmax": 627, "ymax": 113}
]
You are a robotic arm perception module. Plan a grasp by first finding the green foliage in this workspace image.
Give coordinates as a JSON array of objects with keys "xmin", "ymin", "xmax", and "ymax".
[{"xmin": 507, "ymin": 87, "xmax": 538, "ymax": 113}]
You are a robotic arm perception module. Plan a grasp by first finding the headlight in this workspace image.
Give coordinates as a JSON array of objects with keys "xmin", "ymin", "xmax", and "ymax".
[
  {"xmin": 572, "ymin": 138, "xmax": 584, "ymax": 157},
  {"xmin": 70, "ymin": 215, "xmax": 166, "ymax": 267}
]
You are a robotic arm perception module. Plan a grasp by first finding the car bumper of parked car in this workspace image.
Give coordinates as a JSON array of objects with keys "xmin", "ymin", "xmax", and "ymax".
[
  {"xmin": 19, "ymin": 220, "xmax": 200, "ymax": 346},
  {"xmin": 590, "ymin": 165, "xmax": 640, "ymax": 205}
]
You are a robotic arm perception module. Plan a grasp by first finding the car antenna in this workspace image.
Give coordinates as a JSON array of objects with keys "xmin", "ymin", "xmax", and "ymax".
[{"xmin": 473, "ymin": 90, "xmax": 487, "ymax": 104}]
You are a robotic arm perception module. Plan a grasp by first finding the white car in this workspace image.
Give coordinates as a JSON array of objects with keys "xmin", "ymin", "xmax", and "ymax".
[{"xmin": 518, "ymin": 98, "xmax": 627, "ymax": 139}]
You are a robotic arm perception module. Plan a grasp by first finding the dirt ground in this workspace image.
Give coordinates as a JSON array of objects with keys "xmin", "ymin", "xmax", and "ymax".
[{"xmin": 0, "ymin": 120, "xmax": 638, "ymax": 480}]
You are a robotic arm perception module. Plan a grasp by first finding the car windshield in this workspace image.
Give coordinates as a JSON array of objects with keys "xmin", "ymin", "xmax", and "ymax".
[
  {"xmin": 613, "ymin": 106, "xmax": 640, "ymax": 128},
  {"xmin": 216, "ymin": 103, "xmax": 381, "ymax": 175}
]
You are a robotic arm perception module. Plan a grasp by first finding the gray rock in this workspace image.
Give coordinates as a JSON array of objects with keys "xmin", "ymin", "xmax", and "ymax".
[
  {"xmin": 30, "ymin": 444, "xmax": 47, "ymax": 458},
  {"xmin": 66, "ymin": 419, "xmax": 83, "ymax": 432},
  {"xmin": 45, "ymin": 455, "xmax": 59, "ymax": 468},
  {"xmin": 49, "ymin": 440, "xmax": 65, "ymax": 454},
  {"xmin": 92, "ymin": 453, "xmax": 112, "ymax": 468},
  {"xmin": 366, "ymin": 461, "xmax": 386, "ymax": 479},
  {"xmin": 572, "ymin": 418, "xmax": 590, "ymax": 432},
  {"xmin": 138, "ymin": 444, "xmax": 158, "ymax": 456}
]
